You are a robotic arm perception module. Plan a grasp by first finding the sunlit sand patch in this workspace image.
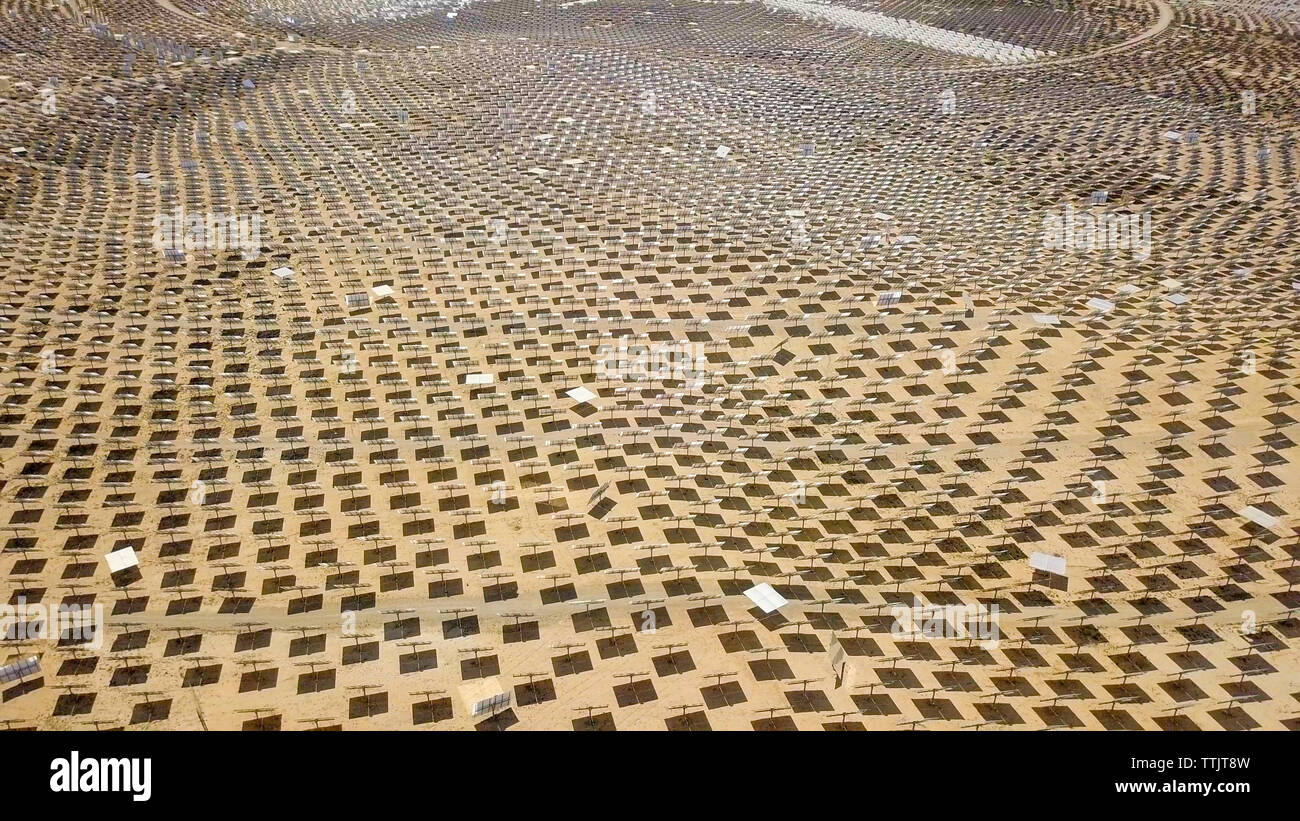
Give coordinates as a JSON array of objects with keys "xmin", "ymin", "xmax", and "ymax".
[{"xmin": 763, "ymin": 0, "xmax": 1051, "ymax": 62}]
